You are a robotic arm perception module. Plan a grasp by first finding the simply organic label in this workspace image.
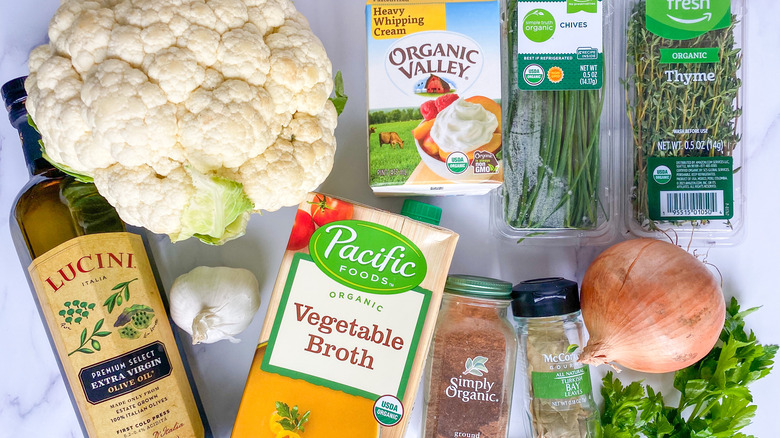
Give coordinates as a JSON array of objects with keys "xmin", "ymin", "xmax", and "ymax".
[
  {"xmin": 27, "ymin": 233, "xmax": 203, "ymax": 438},
  {"xmin": 517, "ymin": 0, "xmax": 603, "ymax": 90},
  {"xmin": 646, "ymin": 0, "xmax": 731, "ymax": 40}
]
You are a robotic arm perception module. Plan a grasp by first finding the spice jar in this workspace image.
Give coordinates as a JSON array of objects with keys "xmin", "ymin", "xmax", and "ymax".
[
  {"xmin": 513, "ymin": 278, "xmax": 600, "ymax": 438},
  {"xmin": 423, "ymin": 275, "xmax": 517, "ymax": 438}
]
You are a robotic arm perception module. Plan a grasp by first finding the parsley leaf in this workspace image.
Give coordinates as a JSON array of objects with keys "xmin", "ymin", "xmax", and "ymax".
[{"xmin": 274, "ymin": 401, "xmax": 311, "ymax": 433}]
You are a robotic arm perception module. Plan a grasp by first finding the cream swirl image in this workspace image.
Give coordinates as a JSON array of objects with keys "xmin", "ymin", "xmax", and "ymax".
[{"xmin": 430, "ymin": 98, "xmax": 499, "ymax": 153}]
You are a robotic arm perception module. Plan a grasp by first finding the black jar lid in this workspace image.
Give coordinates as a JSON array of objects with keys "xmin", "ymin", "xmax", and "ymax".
[{"xmin": 511, "ymin": 277, "xmax": 580, "ymax": 317}]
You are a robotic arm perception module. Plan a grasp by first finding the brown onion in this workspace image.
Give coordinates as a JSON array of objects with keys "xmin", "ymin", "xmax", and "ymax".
[{"xmin": 579, "ymin": 238, "xmax": 725, "ymax": 373}]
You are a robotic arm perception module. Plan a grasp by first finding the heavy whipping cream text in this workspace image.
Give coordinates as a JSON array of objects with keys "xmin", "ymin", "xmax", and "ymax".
[{"xmin": 431, "ymin": 98, "xmax": 498, "ymax": 153}]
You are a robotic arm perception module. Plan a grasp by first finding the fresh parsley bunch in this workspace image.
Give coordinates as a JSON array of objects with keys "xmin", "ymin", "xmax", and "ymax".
[{"xmin": 600, "ymin": 298, "xmax": 777, "ymax": 438}]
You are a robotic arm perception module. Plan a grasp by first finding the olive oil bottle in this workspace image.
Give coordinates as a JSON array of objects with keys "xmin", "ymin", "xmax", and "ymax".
[{"xmin": 4, "ymin": 77, "xmax": 211, "ymax": 438}]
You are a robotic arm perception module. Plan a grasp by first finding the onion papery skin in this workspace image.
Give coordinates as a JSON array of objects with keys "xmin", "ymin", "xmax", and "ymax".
[{"xmin": 579, "ymin": 238, "xmax": 726, "ymax": 373}]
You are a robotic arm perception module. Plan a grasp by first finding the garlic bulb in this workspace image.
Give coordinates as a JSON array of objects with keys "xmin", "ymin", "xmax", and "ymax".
[{"xmin": 170, "ymin": 266, "xmax": 261, "ymax": 344}]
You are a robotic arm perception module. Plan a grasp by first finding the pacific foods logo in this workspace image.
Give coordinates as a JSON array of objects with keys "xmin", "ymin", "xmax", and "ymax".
[
  {"xmin": 646, "ymin": 0, "xmax": 731, "ymax": 40},
  {"xmin": 309, "ymin": 220, "xmax": 427, "ymax": 294},
  {"xmin": 385, "ymin": 31, "xmax": 484, "ymax": 96}
]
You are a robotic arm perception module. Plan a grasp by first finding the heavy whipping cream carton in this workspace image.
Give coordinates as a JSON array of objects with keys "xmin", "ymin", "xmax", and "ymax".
[{"xmin": 366, "ymin": 0, "xmax": 503, "ymax": 196}]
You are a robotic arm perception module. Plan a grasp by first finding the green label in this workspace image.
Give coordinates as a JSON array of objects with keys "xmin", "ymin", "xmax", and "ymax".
[
  {"xmin": 567, "ymin": 0, "xmax": 597, "ymax": 13},
  {"xmin": 309, "ymin": 220, "xmax": 428, "ymax": 294},
  {"xmin": 523, "ymin": 9, "xmax": 556, "ymax": 42},
  {"xmin": 660, "ymin": 47, "xmax": 720, "ymax": 63},
  {"xmin": 647, "ymin": 157, "xmax": 734, "ymax": 220},
  {"xmin": 517, "ymin": 0, "xmax": 603, "ymax": 90},
  {"xmin": 646, "ymin": 0, "xmax": 731, "ymax": 40},
  {"xmin": 532, "ymin": 367, "xmax": 592, "ymax": 399}
]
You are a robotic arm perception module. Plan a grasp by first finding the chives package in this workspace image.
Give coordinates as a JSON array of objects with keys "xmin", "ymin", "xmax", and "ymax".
[
  {"xmin": 622, "ymin": 0, "xmax": 746, "ymax": 245},
  {"xmin": 493, "ymin": 0, "xmax": 618, "ymax": 245}
]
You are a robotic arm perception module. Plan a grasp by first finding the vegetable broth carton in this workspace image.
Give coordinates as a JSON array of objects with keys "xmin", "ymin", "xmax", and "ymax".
[
  {"xmin": 233, "ymin": 193, "xmax": 459, "ymax": 438},
  {"xmin": 366, "ymin": 0, "xmax": 503, "ymax": 196}
]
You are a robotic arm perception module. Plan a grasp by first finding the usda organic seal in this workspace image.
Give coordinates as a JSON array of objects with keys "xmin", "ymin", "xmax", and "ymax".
[
  {"xmin": 373, "ymin": 395, "xmax": 403, "ymax": 426},
  {"xmin": 653, "ymin": 165, "xmax": 672, "ymax": 185},
  {"xmin": 446, "ymin": 151, "xmax": 469, "ymax": 174}
]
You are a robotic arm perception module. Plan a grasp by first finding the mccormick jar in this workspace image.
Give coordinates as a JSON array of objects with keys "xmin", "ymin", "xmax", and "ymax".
[
  {"xmin": 423, "ymin": 275, "xmax": 517, "ymax": 438},
  {"xmin": 513, "ymin": 278, "xmax": 600, "ymax": 438}
]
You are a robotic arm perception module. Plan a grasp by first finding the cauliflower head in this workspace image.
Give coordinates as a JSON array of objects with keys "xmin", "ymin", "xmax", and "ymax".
[{"xmin": 25, "ymin": 0, "xmax": 339, "ymax": 244}]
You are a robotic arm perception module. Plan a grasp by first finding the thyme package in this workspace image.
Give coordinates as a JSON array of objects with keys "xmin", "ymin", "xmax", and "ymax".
[{"xmin": 623, "ymin": 0, "xmax": 746, "ymax": 245}]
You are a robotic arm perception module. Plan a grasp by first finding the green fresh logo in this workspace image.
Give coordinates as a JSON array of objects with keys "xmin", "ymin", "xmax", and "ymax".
[
  {"xmin": 309, "ymin": 220, "xmax": 427, "ymax": 294},
  {"xmin": 653, "ymin": 165, "xmax": 673, "ymax": 184},
  {"xmin": 646, "ymin": 0, "xmax": 731, "ymax": 40},
  {"xmin": 567, "ymin": 0, "xmax": 598, "ymax": 14},
  {"xmin": 523, "ymin": 9, "xmax": 556, "ymax": 43}
]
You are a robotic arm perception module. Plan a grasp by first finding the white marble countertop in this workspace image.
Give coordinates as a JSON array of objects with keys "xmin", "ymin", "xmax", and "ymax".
[{"xmin": 1, "ymin": 0, "xmax": 778, "ymax": 436}]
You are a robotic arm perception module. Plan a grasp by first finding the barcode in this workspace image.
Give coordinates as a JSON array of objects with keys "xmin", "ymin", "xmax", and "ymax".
[{"xmin": 660, "ymin": 190, "xmax": 724, "ymax": 217}]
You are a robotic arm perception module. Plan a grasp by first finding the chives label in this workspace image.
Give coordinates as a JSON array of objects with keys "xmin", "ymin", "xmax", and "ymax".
[{"xmin": 517, "ymin": 0, "xmax": 604, "ymax": 90}]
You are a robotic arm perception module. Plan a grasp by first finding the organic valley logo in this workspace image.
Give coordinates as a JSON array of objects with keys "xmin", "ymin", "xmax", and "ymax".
[
  {"xmin": 309, "ymin": 220, "xmax": 427, "ymax": 294},
  {"xmin": 385, "ymin": 31, "xmax": 484, "ymax": 97},
  {"xmin": 646, "ymin": 0, "xmax": 731, "ymax": 40}
]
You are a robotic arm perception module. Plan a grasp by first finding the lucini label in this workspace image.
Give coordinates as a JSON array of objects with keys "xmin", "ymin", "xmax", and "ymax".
[
  {"xmin": 27, "ymin": 233, "xmax": 203, "ymax": 438},
  {"xmin": 517, "ymin": 0, "xmax": 604, "ymax": 90},
  {"xmin": 366, "ymin": 0, "xmax": 503, "ymax": 196}
]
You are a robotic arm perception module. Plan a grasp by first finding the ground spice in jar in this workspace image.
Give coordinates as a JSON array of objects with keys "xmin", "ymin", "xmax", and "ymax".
[{"xmin": 423, "ymin": 275, "xmax": 517, "ymax": 438}]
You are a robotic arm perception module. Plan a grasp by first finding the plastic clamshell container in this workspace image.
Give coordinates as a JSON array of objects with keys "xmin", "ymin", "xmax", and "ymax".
[
  {"xmin": 492, "ymin": 0, "xmax": 620, "ymax": 246},
  {"xmin": 619, "ymin": 0, "xmax": 746, "ymax": 247}
]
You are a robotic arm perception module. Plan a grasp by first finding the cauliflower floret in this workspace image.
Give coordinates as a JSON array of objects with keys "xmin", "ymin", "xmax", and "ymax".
[{"xmin": 26, "ymin": 0, "xmax": 339, "ymax": 245}]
